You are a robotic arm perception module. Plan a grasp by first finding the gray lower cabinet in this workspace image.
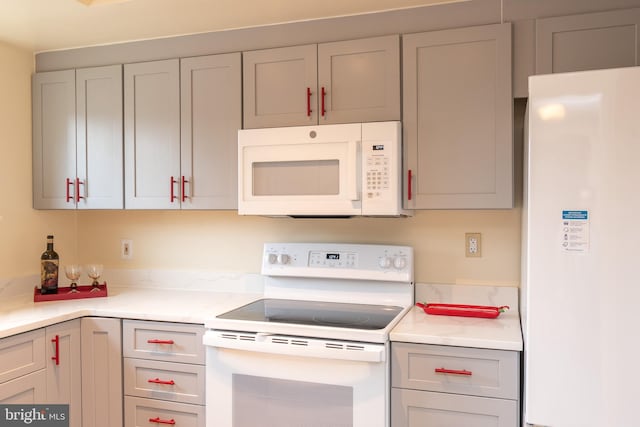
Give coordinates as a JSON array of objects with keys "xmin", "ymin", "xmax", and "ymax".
[
  {"xmin": 391, "ymin": 342, "xmax": 520, "ymax": 427},
  {"xmin": 536, "ymin": 8, "xmax": 640, "ymax": 74},
  {"xmin": 32, "ymin": 65, "xmax": 123, "ymax": 209},
  {"xmin": 402, "ymin": 23, "xmax": 513, "ymax": 209},
  {"xmin": 0, "ymin": 329, "xmax": 46, "ymax": 403},
  {"xmin": 243, "ymin": 34, "xmax": 400, "ymax": 128},
  {"xmin": 125, "ymin": 54, "xmax": 241, "ymax": 210},
  {"xmin": 122, "ymin": 320, "xmax": 205, "ymax": 427}
]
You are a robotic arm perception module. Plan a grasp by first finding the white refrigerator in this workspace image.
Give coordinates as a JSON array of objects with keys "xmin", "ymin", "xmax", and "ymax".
[{"xmin": 523, "ymin": 66, "xmax": 640, "ymax": 427}]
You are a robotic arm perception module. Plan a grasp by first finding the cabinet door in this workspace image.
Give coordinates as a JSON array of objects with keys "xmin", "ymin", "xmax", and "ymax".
[
  {"xmin": 81, "ymin": 317, "xmax": 123, "ymax": 427},
  {"xmin": 32, "ymin": 69, "xmax": 76, "ymax": 210},
  {"xmin": 403, "ymin": 23, "xmax": 513, "ymax": 209},
  {"xmin": 391, "ymin": 388, "xmax": 518, "ymax": 427},
  {"xmin": 318, "ymin": 35, "xmax": 400, "ymax": 124},
  {"xmin": 124, "ymin": 59, "xmax": 180, "ymax": 209},
  {"xmin": 243, "ymin": 44, "xmax": 317, "ymax": 128},
  {"xmin": 46, "ymin": 319, "xmax": 81, "ymax": 427},
  {"xmin": 76, "ymin": 65, "xmax": 124, "ymax": 209},
  {"xmin": 536, "ymin": 8, "xmax": 640, "ymax": 74},
  {"xmin": 180, "ymin": 53, "xmax": 241, "ymax": 209},
  {"xmin": 0, "ymin": 370, "xmax": 46, "ymax": 404}
]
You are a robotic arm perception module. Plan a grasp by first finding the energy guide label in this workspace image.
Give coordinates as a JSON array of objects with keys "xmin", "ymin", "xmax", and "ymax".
[{"xmin": 561, "ymin": 210, "xmax": 589, "ymax": 253}]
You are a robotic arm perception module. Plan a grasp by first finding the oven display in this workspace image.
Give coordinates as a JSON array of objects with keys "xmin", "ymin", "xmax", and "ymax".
[{"xmin": 309, "ymin": 251, "xmax": 356, "ymax": 268}]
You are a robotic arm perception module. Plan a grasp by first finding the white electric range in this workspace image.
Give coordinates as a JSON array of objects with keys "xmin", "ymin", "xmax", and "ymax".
[{"xmin": 203, "ymin": 242, "xmax": 414, "ymax": 427}]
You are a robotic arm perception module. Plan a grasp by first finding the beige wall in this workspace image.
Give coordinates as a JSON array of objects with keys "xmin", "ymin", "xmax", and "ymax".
[
  {"xmin": 0, "ymin": 41, "xmax": 78, "ymax": 279},
  {"xmin": 1, "ymin": 41, "xmax": 523, "ymax": 287}
]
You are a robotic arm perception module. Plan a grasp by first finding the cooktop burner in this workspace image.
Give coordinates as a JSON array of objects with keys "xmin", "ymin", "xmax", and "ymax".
[{"xmin": 216, "ymin": 298, "xmax": 404, "ymax": 330}]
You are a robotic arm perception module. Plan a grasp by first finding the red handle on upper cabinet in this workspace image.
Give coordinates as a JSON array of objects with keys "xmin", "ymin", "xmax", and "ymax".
[
  {"xmin": 170, "ymin": 176, "xmax": 178, "ymax": 203},
  {"xmin": 435, "ymin": 368, "xmax": 472, "ymax": 376},
  {"xmin": 75, "ymin": 178, "xmax": 85, "ymax": 202},
  {"xmin": 181, "ymin": 176, "xmax": 189, "ymax": 202},
  {"xmin": 51, "ymin": 335, "xmax": 60, "ymax": 365},
  {"xmin": 321, "ymin": 86, "xmax": 326, "ymax": 117},
  {"xmin": 147, "ymin": 339, "xmax": 175, "ymax": 345},
  {"xmin": 306, "ymin": 87, "xmax": 312, "ymax": 117},
  {"xmin": 66, "ymin": 178, "xmax": 73, "ymax": 203},
  {"xmin": 407, "ymin": 170, "xmax": 412, "ymax": 201},
  {"xmin": 148, "ymin": 378, "xmax": 175, "ymax": 385},
  {"xmin": 148, "ymin": 417, "xmax": 176, "ymax": 425}
]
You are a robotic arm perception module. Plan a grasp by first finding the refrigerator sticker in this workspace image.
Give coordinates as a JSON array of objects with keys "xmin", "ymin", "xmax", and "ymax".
[{"xmin": 561, "ymin": 210, "xmax": 589, "ymax": 252}]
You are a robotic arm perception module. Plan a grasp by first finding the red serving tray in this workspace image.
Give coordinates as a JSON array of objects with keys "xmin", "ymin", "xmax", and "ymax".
[
  {"xmin": 34, "ymin": 282, "xmax": 108, "ymax": 302},
  {"xmin": 416, "ymin": 302, "xmax": 509, "ymax": 319}
]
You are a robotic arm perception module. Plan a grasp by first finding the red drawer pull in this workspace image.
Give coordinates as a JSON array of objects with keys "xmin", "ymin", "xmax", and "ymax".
[
  {"xmin": 306, "ymin": 87, "xmax": 312, "ymax": 117},
  {"xmin": 149, "ymin": 417, "xmax": 176, "ymax": 425},
  {"xmin": 66, "ymin": 178, "xmax": 73, "ymax": 203},
  {"xmin": 407, "ymin": 169, "xmax": 412, "ymax": 201},
  {"xmin": 147, "ymin": 339, "xmax": 175, "ymax": 345},
  {"xmin": 148, "ymin": 378, "xmax": 175, "ymax": 385},
  {"xmin": 435, "ymin": 368, "xmax": 472, "ymax": 376},
  {"xmin": 51, "ymin": 335, "xmax": 60, "ymax": 365},
  {"xmin": 321, "ymin": 86, "xmax": 326, "ymax": 117}
]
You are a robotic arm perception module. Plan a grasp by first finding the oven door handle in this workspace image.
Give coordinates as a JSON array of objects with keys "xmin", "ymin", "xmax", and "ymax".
[{"xmin": 203, "ymin": 331, "xmax": 385, "ymax": 363}]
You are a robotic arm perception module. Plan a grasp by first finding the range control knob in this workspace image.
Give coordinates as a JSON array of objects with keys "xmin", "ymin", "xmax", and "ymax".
[
  {"xmin": 393, "ymin": 257, "xmax": 407, "ymax": 270},
  {"xmin": 378, "ymin": 256, "xmax": 392, "ymax": 269},
  {"xmin": 277, "ymin": 254, "xmax": 290, "ymax": 265},
  {"xmin": 267, "ymin": 253, "xmax": 278, "ymax": 264}
]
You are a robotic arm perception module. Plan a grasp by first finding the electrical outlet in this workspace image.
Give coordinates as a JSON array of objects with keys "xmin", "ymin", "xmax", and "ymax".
[
  {"xmin": 121, "ymin": 239, "xmax": 133, "ymax": 260},
  {"xmin": 465, "ymin": 233, "xmax": 481, "ymax": 258}
]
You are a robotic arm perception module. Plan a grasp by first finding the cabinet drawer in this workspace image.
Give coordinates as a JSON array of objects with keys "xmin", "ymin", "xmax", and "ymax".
[
  {"xmin": 124, "ymin": 358, "xmax": 205, "ymax": 405},
  {"xmin": 391, "ymin": 388, "xmax": 518, "ymax": 427},
  {"xmin": 0, "ymin": 369, "xmax": 46, "ymax": 404},
  {"xmin": 391, "ymin": 343, "xmax": 519, "ymax": 399},
  {"xmin": 0, "ymin": 329, "xmax": 45, "ymax": 384},
  {"xmin": 123, "ymin": 320, "xmax": 204, "ymax": 364},
  {"xmin": 125, "ymin": 396, "xmax": 204, "ymax": 427}
]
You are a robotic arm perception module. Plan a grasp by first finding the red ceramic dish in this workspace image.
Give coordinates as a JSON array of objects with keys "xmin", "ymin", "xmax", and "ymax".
[{"xmin": 416, "ymin": 302, "xmax": 509, "ymax": 319}]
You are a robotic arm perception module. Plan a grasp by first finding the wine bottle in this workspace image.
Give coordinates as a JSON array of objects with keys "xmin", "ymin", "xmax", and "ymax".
[{"xmin": 40, "ymin": 235, "xmax": 59, "ymax": 294}]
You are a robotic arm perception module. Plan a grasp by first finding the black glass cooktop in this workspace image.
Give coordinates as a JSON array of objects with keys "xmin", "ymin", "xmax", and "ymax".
[{"xmin": 217, "ymin": 298, "xmax": 403, "ymax": 330}]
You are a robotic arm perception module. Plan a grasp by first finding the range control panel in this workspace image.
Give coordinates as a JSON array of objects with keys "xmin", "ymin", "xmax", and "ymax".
[{"xmin": 262, "ymin": 243, "xmax": 413, "ymax": 283}]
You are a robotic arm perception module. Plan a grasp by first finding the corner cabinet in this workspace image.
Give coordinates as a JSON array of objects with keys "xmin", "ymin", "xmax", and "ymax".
[
  {"xmin": 391, "ymin": 343, "xmax": 520, "ymax": 427},
  {"xmin": 124, "ymin": 54, "xmax": 241, "ymax": 209},
  {"xmin": 536, "ymin": 8, "xmax": 640, "ymax": 74},
  {"xmin": 243, "ymin": 35, "xmax": 400, "ymax": 128},
  {"xmin": 32, "ymin": 65, "xmax": 123, "ymax": 209},
  {"xmin": 403, "ymin": 23, "xmax": 513, "ymax": 209}
]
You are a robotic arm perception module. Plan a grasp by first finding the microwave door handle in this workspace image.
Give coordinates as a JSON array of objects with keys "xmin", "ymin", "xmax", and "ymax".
[{"xmin": 346, "ymin": 140, "xmax": 360, "ymax": 201}]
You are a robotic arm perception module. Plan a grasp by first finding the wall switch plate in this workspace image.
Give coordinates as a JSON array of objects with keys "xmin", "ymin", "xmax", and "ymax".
[
  {"xmin": 465, "ymin": 233, "xmax": 481, "ymax": 257},
  {"xmin": 121, "ymin": 239, "xmax": 133, "ymax": 260}
]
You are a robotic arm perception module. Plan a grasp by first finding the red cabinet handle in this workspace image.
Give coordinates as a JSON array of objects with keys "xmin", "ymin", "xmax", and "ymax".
[
  {"xmin": 75, "ymin": 178, "xmax": 85, "ymax": 202},
  {"xmin": 147, "ymin": 339, "xmax": 175, "ymax": 345},
  {"xmin": 148, "ymin": 378, "xmax": 175, "ymax": 385},
  {"xmin": 51, "ymin": 335, "xmax": 60, "ymax": 365},
  {"xmin": 321, "ymin": 86, "xmax": 326, "ymax": 117},
  {"xmin": 170, "ymin": 176, "xmax": 178, "ymax": 203},
  {"xmin": 435, "ymin": 368, "xmax": 472, "ymax": 376},
  {"xmin": 181, "ymin": 176, "xmax": 189, "ymax": 202},
  {"xmin": 407, "ymin": 169, "xmax": 412, "ymax": 201},
  {"xmin": 66, "ymin": 178, "xmax": 73, "ymax": 203},
  {"xmin": 148, "ymin": 417, "xmax": 176, "ymax": 425},
  {"xmin": 306, "ymin": 87, "xmax": 312, "ymax": 117}
]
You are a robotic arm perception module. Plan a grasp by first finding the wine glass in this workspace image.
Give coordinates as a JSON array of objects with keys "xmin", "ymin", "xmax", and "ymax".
[
  {"xmin": 86, "ymin": 264, "xmax": 103, "ymax": 292},
  {"xmin": 64, "ymin": 264, "xmax": 82, "ymax": 293}
]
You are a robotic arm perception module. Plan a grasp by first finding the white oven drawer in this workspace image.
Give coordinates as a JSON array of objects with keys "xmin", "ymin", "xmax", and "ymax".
[
  {"xmin": 125, "ymin": 396, "xmax": 204, "ymax": 427},
  {"xmin": 123, "ymin": 320, "xmax": 204, "ymax": 364},
  {"xmin": 124, "ymin": 358, "xmax": 205, "ymax": 405},
  {"xmin": 391, "ymin": 342, "xmax": 519, "ymax": 400}
]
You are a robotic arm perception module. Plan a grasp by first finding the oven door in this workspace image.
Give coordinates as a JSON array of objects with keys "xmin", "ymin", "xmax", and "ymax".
[
  {"xmin": 204, "ymin": 330, "xmax": 389, "ymax": 427},
  {"xmin": 238, "ymin": 123, "xmax": 362, "ymax": 216}
]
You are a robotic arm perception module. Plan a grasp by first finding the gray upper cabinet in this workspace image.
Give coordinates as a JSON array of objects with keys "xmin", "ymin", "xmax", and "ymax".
[
  {"xmin": 536, "ymin": 8, "xmax": 640, "ymax": 74},
  {"xmin": 403, "ymin": 23, "xmax": 513, "ymax": 210},
  {"xmin": 180, "ymin": 53, "xmax": 242, "ymax": 209},
  {"xmin": 243, "ymin": 35, "xmax": 400, "ymax": 128},
  {"xmin": 124, "ymin": 59, "xmax": 181, "ymax": 209},
  {"xmin": 33, "ymin": 65, "xmax": 123, "ymax": 210}
]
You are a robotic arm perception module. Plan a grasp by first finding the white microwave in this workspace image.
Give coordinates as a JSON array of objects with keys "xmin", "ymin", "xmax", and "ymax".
[{"xmin": 238, "ymin": 121, "xmax": 411, "ymax": 217}]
